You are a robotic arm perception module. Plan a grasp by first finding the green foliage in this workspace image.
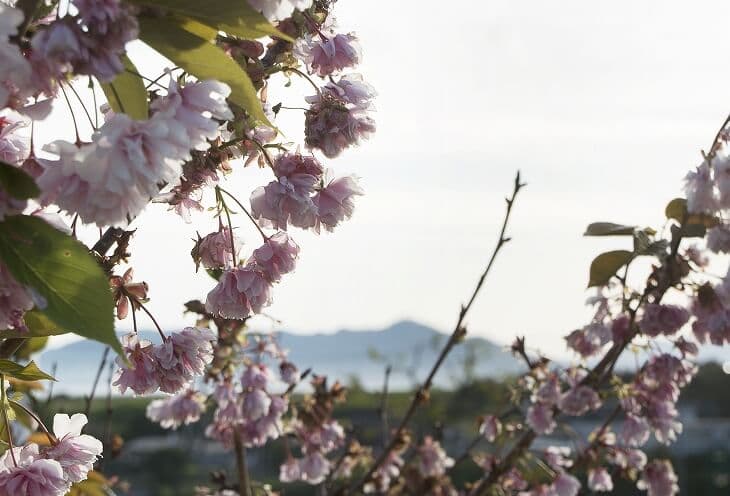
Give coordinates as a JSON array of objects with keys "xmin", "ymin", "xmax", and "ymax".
[
  {"xmin": 665, "ymin": 197, "xmax": 719, "ymax": 238},
  {"xmin": 0, "ymin": 215, "xmax": 122, "ymax": 356},
  {"xmin": 588, "ymin": 250, "xmax": 633, "ymax": 287},
  {"xmin": 0, "ymin": 359, "xmax": 55, "ymax": 381},
  {"xmin": 129, "ymin": 0, "xmax": 293, "ymax": 41},
  {"xmin": 13, "ymin": 336, "xmax": 49, "ymax": 360},
  {"xmin": 583, "ymin": 222, "xmax": 636, "ymax": 236},
  {"xmin": 138, "ymin": 16, "xmax": 272, "ymax": 126},
  {"xmin": 101, "ymin": 54, "xmax": 149, "ymax": 120},
  {"xmin": 0, "ymin": 161, "xmax": 39, "ymax": 199}
]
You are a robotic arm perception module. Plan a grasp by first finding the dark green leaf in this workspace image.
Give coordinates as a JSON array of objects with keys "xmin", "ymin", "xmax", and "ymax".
[
  {"xmin": 0, "ymin": 216, "xmax": 121, "ymax": 356},
  {"xmin": 138, "ymin": 16, "xmax": 271, "ymax": 126},
  {"xmin": 131, "ymin": 0, "xmax": 293, "ymax": 41},
  {"xmin": 0, "ymin": 359, "xmax": 55, "ymax": 381},
  {"xmin": 584, "ymin": 222, "xmax": 636, "ymax": 236},
  {"xmin": 0, "ymin": 161, "xmax": 39, "ymax": 200},
  {"xmin": 101, "ymin": 54, "xmax": 149, "ymax": 120},
  {"xmin": 588, "ymin": 250, "xmax": 633, "ymax": 287}
]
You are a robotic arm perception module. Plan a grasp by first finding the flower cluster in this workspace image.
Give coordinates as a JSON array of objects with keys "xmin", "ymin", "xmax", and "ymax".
[
  {"xmin": 38, "ymin": 80, "xmax": 232, "ymax": 227},
  {"xmin": 146, "ymin": 389, "xmax": 208, "ymax": 430},
  {"xmin": 0, "ymin": 414, "xmax": 102, "ymax": 496},
  {"xmin": 113, "ymin": 327, "xmax": 216, "ymax": 395}
]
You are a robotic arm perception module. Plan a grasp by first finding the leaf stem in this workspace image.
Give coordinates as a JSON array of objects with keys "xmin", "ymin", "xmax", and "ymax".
[
  {"xmin": 216, "ymin": 185, "xmax": 268, "ymax": 242},
  {"xmin": 1, "ymin": 375, "xmax": 18, "ymax": 467}
]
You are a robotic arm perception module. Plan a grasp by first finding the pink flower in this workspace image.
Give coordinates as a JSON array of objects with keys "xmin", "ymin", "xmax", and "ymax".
[
  {"xmin": 154, "ymin": 327, "xmax": 216, "ymax": 394},
  {"xmin": 640, "ymin": 304, "xmax": 690, "ymax": 337},
  {"xmin": 250, "ymin": 179, "xmax": 319, "ymax": 231},
  {"xmin": 279, "ymin": 457, "xmax": 301, "ymax": 483},
  {"xmin": 565, "ymin": 322, "xmax": 611, "ymax": 357},
  {"xmin": 205, "ymin": 265, "xmax": 273, "ymax": 319},
  {"xmin": 534, "ymin": 373, "xmax": 562, "ymax": 405},
  {"xmin": 305, "ymin": 74, "xmax": 376, "ymax": 158},
  {"xmin": 194, "ymin": 227, "xmax": 243, "ymax": 270},
  {"xmin": 146, "ymin": 389, "xmax": 207, "ymax": 430},
  {"xmin": 365, "ymin": 451, "xmax": 404, "ymax": 494},
  {"xmin": 559, "ymin": 386, "xmax": 602, "ymax": 416},
  {"xmin": 242, "ymin": 389, "xmax": 272, "ymax": 421},
  {"xmin": 0, "ymin": 6, "xmax": 33, "ymax": 110},
  {"xmin": 0, "ymin": 444, "xmax": 69, "ymax": 496},
  {"xmin": 478, "ymin": 414, "xmax": 502, "ymax": 442},
  {"xmin": 151, "ymin": 79, "xmax": 233, "ymax": 154},
  {"xmin": 550, "ymin": 471, "xmax": 580, "ymax": 496},
  {"xmin": 587, "ymin": 467, "xmax": 613, "ymax": 492},
  {"xmin": 707, "ymin": 225, "xmax": 730, "ymax": 254},
  {"xmin": 611, "ymin": 314, "xmax": 633, "ymax": 342},
  {"xmin": 296, "ymin": 31, "xmax": 361, "ymax": 76},
  {"xmin": 0, "ymin": 262, "xmax": 34, "ymax": 331},
  {"xmin": 279, "ymin": 361, "xmax": 300, "ymax": 385},
  {"xmin": 113, "ymin": 333, "xmax": 159, "ymax": 395},
  {"xmin": 313, "ymin": 175, "xmax": 363, "ymax": 232},
  {"xmin": 43, "ymin": 413, "xmax": 103, "ymax": 483},
  {"xmin": 684, "ymin": 161, "xmax": 717, "ymax": 213},
  {"xmin": 252, "ymin": 232, "xmax": 300, "ymax": 282},
  {"xmin": 273, "ymin": 152, "xmax": 324, "ymax": 196},
  {"xmin": 527, "ymin": 402, "xmax": 556, "ymax": 435},
  {"xmin": 241, "ymin": 364, "xmax": 270, "ymax": 390},
  {"xmin": 621, "ymin": 414, "xmax": 650, "ymax": 447},
  {"xmin": 713, "ymin": 152, "xmax": 730, "ymax": 209},
  {"xmin": 416, "ymin": 436, "xmax": 454, "ymax": 478},
  {"xmin": 544, "ymin": 446, "xmax": 573, "ymax": 469},
  {"xmin": 637, "ymin": 459, "xmax": 679, "ymax": 496},
  {"xmin": 0, "ymin": 113, "xmax": 29, "ymax": 165},
  {"xmin": 299, "ymin": 452, "xmax": 330, "ymax": 484}
]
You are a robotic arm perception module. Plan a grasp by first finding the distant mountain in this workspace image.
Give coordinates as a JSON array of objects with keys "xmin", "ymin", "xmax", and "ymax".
[{"xmin": 38, "ymin": 320, "xmax": 524, "ymax": 396}]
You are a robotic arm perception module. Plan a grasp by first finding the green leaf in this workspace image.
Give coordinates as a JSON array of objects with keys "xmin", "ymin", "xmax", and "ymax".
[
  {"xmin": 0, "ymin": 311, "xmax": 67, "ymax": 340},
  {"xmin": 0, "ymin": 215, "xmax": 122, "ymax": 356},
  {"xmin": 0, "ymin": 359, "xmax": 55, "ymax": 381},
  {"xmin": 0, "ymin": 161, "xmax": 39, "ymax": 200},
  {"xmin": 138, "ymin": 16, "xmax": 271, "ymax": 126},
  {"xmin": 584, "ymin": 222, "xmax": 636, "ymax": 236},
  {"xmin": 131, "ymin": 0, "xmax": 293, "ymax": 41},
  {"xmin": 665, "ymin": 198, "xmax": 687, "ymax": 223},
  {"xmin": 13, "ymin": 336, "xmax": 49, "ymax": 360},
  {"xmin": 101, "ymin": 54, "xmax": 149, "ymax": 120},
  {"xmin": 588, "ymin": 250, "xmax": 634, "ymax": 287}
]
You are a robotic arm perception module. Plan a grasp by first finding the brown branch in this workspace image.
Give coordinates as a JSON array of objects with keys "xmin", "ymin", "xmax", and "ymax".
[
  {"xmin": 234, "ymin": 430, "xmax": 252, "ymax": 496},
  {"xmin": 84, "ymin": 347, "xmax": 110, "ymax": 416},
  {"xmin": 378, "ymin": 365, "xmax": 392, "ymax": 447},
  {"xmin": 347, "ymin": 171, "xmax": 525, "ymax": 494}
]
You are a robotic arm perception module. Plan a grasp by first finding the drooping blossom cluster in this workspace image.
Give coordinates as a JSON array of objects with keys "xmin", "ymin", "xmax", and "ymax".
[
  {"xmin": 0, "ymin": 414, "xmax": 102, "ymax": 496},
  {"xmin": 30, "ymin": 0, "xmax": 138, "ymax": 86},
  {"xmin": 279, "ymin": 375, "xmax": 348, "ymax": 485},
  {"xmin": 146, "ymin": 389, "xmax": 208, "ymax": 430},
  {"xmin": 203, "ymin": 337, "xmax": 296, "ymax": 449},
  {"xmin": 304, "ymin": 75, "xmax": 377, "ymax": 159},
  {"xmin": 38, "ymin": 80, "xmax": 233, "ymax": 227},
  {"xmin": 114, "ymin": 327, "xmax": 216, "ymax": 395},
  {"xmin": 295, "ymin": 17, "xmax": 361, "ymax": 76}
]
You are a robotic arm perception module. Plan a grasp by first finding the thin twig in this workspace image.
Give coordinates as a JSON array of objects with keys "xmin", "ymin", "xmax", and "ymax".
[
  {"xmin": 234, "ymin": 430, "xmax": 252, "ymax": 496},
  {"xmin": 84, "ymin": 347, "xmax": 110, "ymax": 416},
  {"xmin": 378, "ymin": 365, "xmax": 392, "ymax": 447},
  {"xmin": 217, "ymin": 185, "xmax": 268, "ymax": 241},
  {"xmin": 347, "ymin": 172, "xmax": 525, "ymax": 494}
]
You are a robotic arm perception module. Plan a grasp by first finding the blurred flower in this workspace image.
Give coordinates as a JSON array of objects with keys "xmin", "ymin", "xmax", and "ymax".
[
  {"xmin": 146, "ymin": 390, "xmax": 208, "ymax": 430},
  {"xmin": 637, "ymin": 459, "xmax": 679, "ymax": 496}
]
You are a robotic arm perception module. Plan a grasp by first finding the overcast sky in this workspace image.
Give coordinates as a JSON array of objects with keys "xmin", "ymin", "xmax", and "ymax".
[{"xmin": 42, "ymin": 1, "xmax": 730, "ymax": 358}]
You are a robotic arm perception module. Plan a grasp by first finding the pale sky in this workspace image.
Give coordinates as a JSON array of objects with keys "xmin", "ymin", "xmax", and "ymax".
[{"xmin": 42, "ymin": 0, "xmax": 730, "ymax": 358}]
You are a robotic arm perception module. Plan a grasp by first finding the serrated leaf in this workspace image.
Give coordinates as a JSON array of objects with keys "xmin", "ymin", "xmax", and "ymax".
[
  {"xmin": 584, "ymin": 222, "xmax": 636, "ymax": 236},
  {"xmin": 131, "ymin": 0, "xmax": 293, "ymax": 41},
  {"xmin": 138, "ymin": 16, "xmax": 271, "ymax": 126},
  {"xmin": 0, "ymin": 359, "xmax": 55, "ymax": 381},
  {"xmin": 588, "ymin": 250, "xmax": 634, "ymax": 287},
  {"xmin": 0, "ymin": 161, "xmax": 39, "ymax": 199},
  {"xmin": 0, "ymin": 215, "xmax": 122, "ymax": 356},
  {"xmin": 101, "ymin": 54, "xmax": 149, "ymax": 120}
]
